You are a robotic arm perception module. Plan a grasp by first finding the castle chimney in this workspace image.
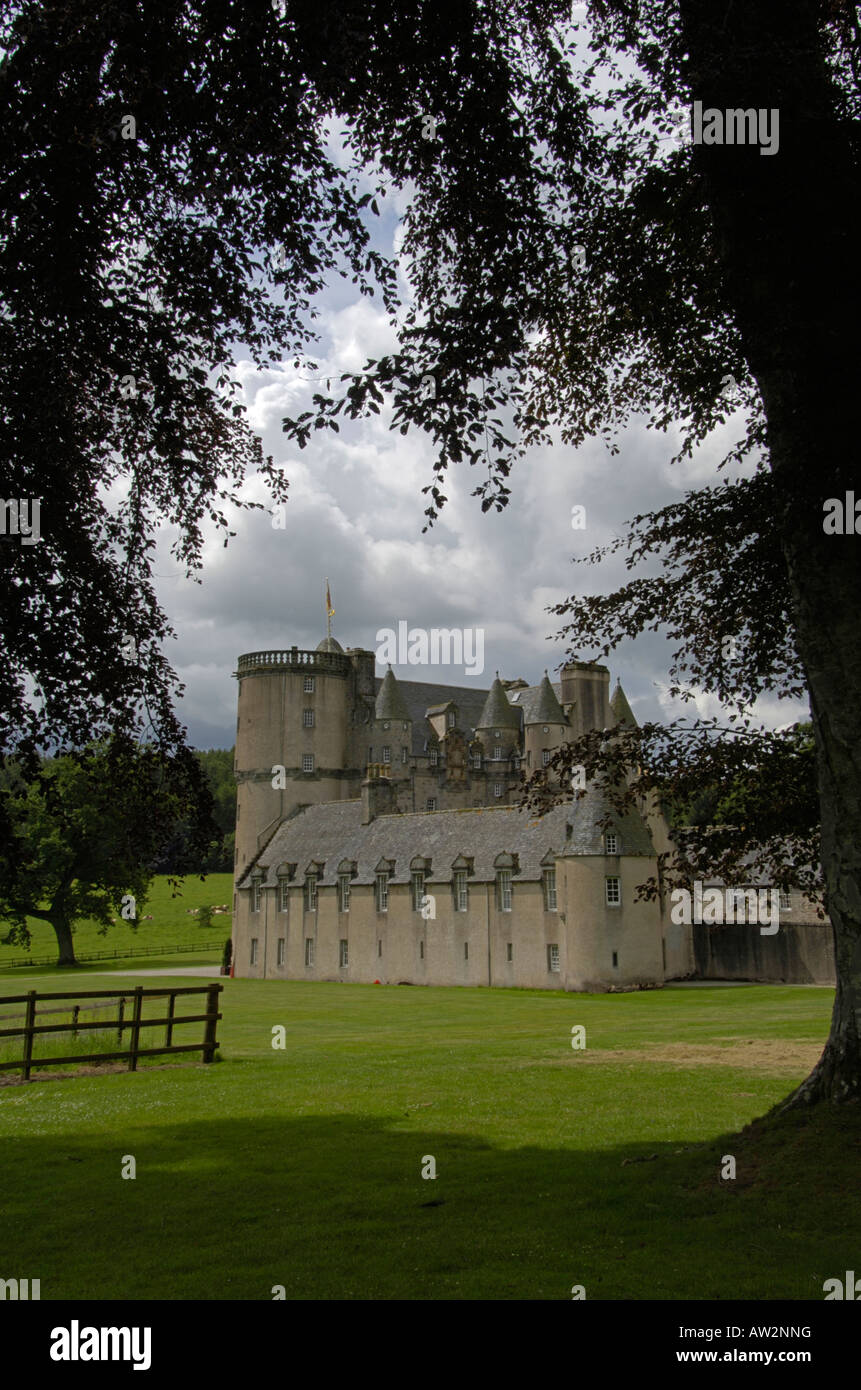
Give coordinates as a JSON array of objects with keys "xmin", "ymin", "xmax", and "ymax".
[
  {"xmin": 560, "ymin": 661, "xmax": 611, "ymax": 738},
  {"xmin": 361, "ymin": 764, "xmax": 394, "ymax": 824}
]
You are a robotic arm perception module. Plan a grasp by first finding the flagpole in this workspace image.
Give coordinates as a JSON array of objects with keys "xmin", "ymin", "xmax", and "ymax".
[{"xmin": 326, "ymin": 577, "xmax": 332, "ymax": 642}]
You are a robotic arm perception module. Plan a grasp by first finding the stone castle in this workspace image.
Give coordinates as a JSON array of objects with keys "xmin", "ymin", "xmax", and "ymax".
[
  {"xmin": 231, "ymin": 632, "xmax": 833, "ymax": 989},
  {"xmin": 231, "ymin": 634, "xmax": 700, "ymax": 989}
]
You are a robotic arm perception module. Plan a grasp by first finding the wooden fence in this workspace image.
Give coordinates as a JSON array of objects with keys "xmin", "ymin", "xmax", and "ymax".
[
  {"xmin": 0, "ymin": 984, "xmax": 223, "ymax": 1080},
  {"xmin": 0, "ymin": 937, "xmax": 226, "ymax": 970}
]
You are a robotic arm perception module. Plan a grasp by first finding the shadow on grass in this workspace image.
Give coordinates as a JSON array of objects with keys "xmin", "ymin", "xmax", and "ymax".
[{"xmin": 1, "ymin": 1103, "xmax": 859, "ymax": 1301}]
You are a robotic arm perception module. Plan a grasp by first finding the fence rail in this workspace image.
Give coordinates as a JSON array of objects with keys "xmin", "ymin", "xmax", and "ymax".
[
  {"xmin": 0, "ymin": 984, "xmax": 223, "ymax": 1080},
  {"xmin": 0, "ymin": 937, "xmax": 226, "ymax": 970}
]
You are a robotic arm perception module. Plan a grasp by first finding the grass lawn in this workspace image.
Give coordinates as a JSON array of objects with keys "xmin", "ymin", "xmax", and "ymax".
[
  {"xmin": 0, "ymin": 873, "xmax": 234, "ymax": 970},
  {"xmin": 0, "ymin": 975, "xmax": 857, "ymax": 1301}
]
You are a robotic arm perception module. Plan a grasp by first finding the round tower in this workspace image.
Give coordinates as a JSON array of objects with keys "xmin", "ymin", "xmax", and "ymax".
[
  {"xmin": 233, "ymin": 637, "xmax": 352, "ymax": 875},
  {"xmin": 524, "ymin": 671, "xmax": 571, "ymax": 774},
  {"xmin": 475, "ymin": 673, "xmax": 522, "ymax": 767}
]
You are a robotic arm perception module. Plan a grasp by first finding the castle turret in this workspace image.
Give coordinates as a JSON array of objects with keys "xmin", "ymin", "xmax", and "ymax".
[
  {"xmin": 476, "ymin": 673, "xmax": 521, "ymax": 766},
  {"xmin": 610, "ymin": 680, "xmax": 637, "ymax": 729},
  {"xmin": 524, "ymin": 671, "xmax": 571, "ymax": 773},
  {"xmin": 371, "ymin": 667, "xmax": 413, "ymax": 779}
]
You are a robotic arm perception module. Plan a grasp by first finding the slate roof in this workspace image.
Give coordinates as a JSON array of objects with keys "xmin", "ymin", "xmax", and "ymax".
[
  {"xmin": 368, "ymin": 673, "xmax": 585, "ymax": 754},
  {"xmin": 476, "ymin": 676, "xmax": 522, "ymax": 731},
  {"xmin": 375, "ymin": 668, "xmax": 412, "ymax": 722},
  {"xmin": 239, "ymin": 784, "xmax": 656, "ymax": 889},
  {"xmin": 508, "ymin": 680, "xmax": 565, "ymax": 722},
  {"xmin": 610, "ymin": 681, "xmax": 638, "ymax": 728},
  {"xmin": 526, "ymin": 673, "xmax": 568, "ymax": 725},
  {"xmin": 372, "ymin": 676, "xmax": 493, "ymax": 754}
]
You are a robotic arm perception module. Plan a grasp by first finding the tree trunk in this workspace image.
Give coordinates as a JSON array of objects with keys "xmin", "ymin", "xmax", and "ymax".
[
  {"xmin": 50, "ymin": 912, "xmax": 77, "ymax": 967},
  {"xmin": 678, "ymin": 0, "xmax": 861, "ymax": 1102}
]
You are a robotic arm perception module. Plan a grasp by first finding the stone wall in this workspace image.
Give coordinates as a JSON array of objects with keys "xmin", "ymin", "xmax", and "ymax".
[{"xmin": 689, "ymin": 922, "xmax": 835, "ymax": 984}]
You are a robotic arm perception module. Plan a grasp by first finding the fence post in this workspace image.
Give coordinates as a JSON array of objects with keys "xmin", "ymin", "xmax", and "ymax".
[
  {"xmin": 72, "ymin": 1004, "xmax": 80, "ymax": 1040},
  {"xmin": 165, "ymin": 991, "xmax": 176, "ymax": 1048},
  {"xmin": 128, "ymin": 987, "xmax": 143, "ymax": 1072},
  {"xmin": 22, "ymin": 990, "xmax": 37, "ymax": 1082},
  {"xmin": 202, "ymin": 983, "xmax": 221, "ymax": 1063},
  {"xmin": 116, "ymin": 996, "xmax": 125, "ymax": 1042}
]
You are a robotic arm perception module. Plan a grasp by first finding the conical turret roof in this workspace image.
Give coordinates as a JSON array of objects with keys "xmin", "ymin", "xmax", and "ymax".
[
  {"xmin": 526, "ymin": 672, "xmax": 567, "ymax": 725},
  {"xmin": 476, "ymin": 674, "xmax": 521, "ymax": 731},
  {"xmin": 375, "ymin": 666, "xmax": 412, "ymax": 722},
  {"xmin": 610, "ymin": 681, "xmax": 638, "ymax": 728}
]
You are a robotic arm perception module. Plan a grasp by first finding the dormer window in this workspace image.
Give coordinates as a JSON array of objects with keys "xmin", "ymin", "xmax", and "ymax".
[
  {"xmin": 429, "ymin": 747, "xmax": 439, "ymax": 766},
  {"xmin": 605, "ymin": 833, "xmax": 618, "ymax": 855},
  {"xmin": 447, "ymin": 710, "xmax": 456, "ymax": 728}
]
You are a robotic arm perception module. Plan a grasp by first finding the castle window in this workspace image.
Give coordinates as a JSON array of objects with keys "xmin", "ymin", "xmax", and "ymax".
[
  {"xmin": 378, "ymin": 939, "xmax": 382, "ymax": 957},
  {"xmin": 250, "ymin": 938, "xmax": 258, "ymax": 965},
  {"xmin": 493, "ymin": 782, "xmax": 503, "ymax": 798},
  {"xmin": 277, "ymin": 938, "xmax": 285, "ymax": 967},
  {"xmin": 779, "ymin": 891, "xmax": 792, "ymax": 911},
  {"xmin": 403, "ymin": 722, "xmax": 409, "ymax": 731},
  {"xmin": 493, "ymin": 746, "xmax": 503, "ymax": 760},
  {"xmin": 605, "ymin": 876, "xmax": 621, "ymax": 906},
  {"xmin": 375, "ymin": 873, "xmax": 389, "ymax": 912},
  {"xmin": 304, "ymin": 676, "xmax": 315, "ymax": 693},
  {"xmin": 411, "ymin": 871, "xmax": 425, "ymax": 912},
  {"xmin": 497, "ymin": 869, "xmax": 512, "ymax": 912},
  {"xmin": 543, "ymin": 869, "xmax": 557, "ymax": 911},
  {"xmin": 420, "ymin": 940, "xmax": 424, "ymax": 959},
  {"xmin": 494, "ymin": 731, "xmax": 501, "ymax": 739},
  {"xmin": 252, "ymin": 880, "xmax": 262, "ymax": 913},
  {"xmin": 305, "ymin": 937, "xmax": 315, "ymax": 967},
  {"xmin": 402, "ymin": 746, "xmax": 408, "ymax": 764},
  {"xmin": 471, "ymin": 753, "xmax": 482, "ymax": 770},
  {"xmin": 305, "ymin": 875, "xmax": 318, "ymax": 911},
  {"xmin": 464, "ymin": 941, "xmax": 469, "ymax": 961},
  {"xmin": 605, "ymin": 832, "xmax": 618, "ymax": 855},
  {"xmin": 339, "ymin": 939, "xmax": 349, "ymax": 968},
  {"xmin": 302, "ymin": 753, "xmax": 314, "ymax": 773},
  {"xmin": 548, "ymin": 944, "xmax": 560, "ymax": 973},
  {"xmin": 543, "ymin": 726, "xmax": 549, "ymax": 734},
  {"xmin": 426, "ymin": 797, "xmax": 437, "ymax": 812},
  {"xmin": 612, "ymin": 951, "xmax": 619, "ymax": 968},
  {"xmin": 506, "ymin": 942, "xmax": 513, "ymax": 962},
  {"xmin": 382, "ymin": 745, "xmax": 391, "ymax": 764},
  {"xmin": 429, "ymin": 747, "xmax": 438, "ymax": 766},
  {"xmin": 368, "ymin": 746, "xmax": 373, "ymax": 763},
  {"xmin": 383, "ymin": 721, "xmax": 390, "ymax": 730},
  {"xmin": 447, "ymin": 711, "xmax": 455, "ymax": 728},
  {"xmin": 542, "ymin": 750, "xmax": 551, "ymax": 767},
  {"xmin": 338, "ymin": 875, "xmax": 351, "ymax": 912},
  {"xmin": 278, "ymin": 880, "xmax": 289, "ymax": 912},
  {"xmin": 303, "ymin": 709, "xmax": 314, "ymax": 727},
  {"xmin": 453, "ymin": 870, "xmax": 469, "ymax": 912}
]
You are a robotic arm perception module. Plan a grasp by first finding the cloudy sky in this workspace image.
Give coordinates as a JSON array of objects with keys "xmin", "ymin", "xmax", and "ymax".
[{"xmin": 152, "ymin": 131, "xmax": 807, "ymax": 751}]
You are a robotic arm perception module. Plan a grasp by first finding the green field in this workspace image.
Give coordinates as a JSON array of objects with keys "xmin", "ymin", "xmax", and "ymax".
[
  {"xmin": 0, "ymin": 873, "xmax": 234, "ymax": 971},
  {"xmin": 0, "ymin": 974, "xmax": 857, "ymax": 1300}
]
